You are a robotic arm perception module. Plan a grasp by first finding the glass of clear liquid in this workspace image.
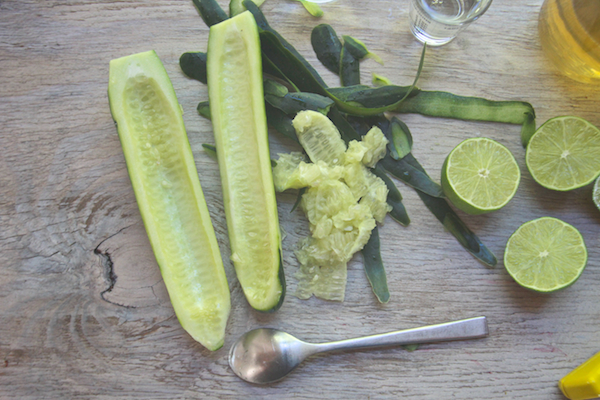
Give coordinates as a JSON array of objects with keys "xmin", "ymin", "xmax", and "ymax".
[{"xmin": 409, "ymin": 0, "xmax": 494, "ymax": 46}]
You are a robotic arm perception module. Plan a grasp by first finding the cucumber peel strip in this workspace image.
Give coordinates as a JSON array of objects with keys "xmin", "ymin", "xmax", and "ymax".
[{"xmin": 361, "ymin": 226, "xmax": 390, "ymax": 303}]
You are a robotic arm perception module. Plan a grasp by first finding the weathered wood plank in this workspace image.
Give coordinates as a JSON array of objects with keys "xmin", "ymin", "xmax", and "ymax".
[{"xmin": 1, "ymin": 0, "xmax": 599, "ymax": 398}]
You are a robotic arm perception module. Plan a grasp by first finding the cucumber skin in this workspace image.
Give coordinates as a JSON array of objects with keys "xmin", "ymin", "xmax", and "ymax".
[
  {"xmin": 207, "ymin": 12, "xmax": 285, "ymax": 313},
  {"xmin": 108, "ymin": 50, "xmax": 231, "ymax": 350}
]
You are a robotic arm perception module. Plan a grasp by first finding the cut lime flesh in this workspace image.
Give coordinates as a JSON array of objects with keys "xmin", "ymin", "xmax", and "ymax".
[
  {"xmin": 526, "ymin": 116, "xmax": 600, "ymax": 191},
  {"xmin": 504, "ymin": 217, "xmax": 587, "ymax": 292},
  {"xmin": 442, "ymin": 137, "xmax": 520, "ymax": 215}
]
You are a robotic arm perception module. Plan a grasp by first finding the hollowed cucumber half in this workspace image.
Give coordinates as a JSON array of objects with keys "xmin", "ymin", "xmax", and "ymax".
[
  {"xmin": 108, "ymin": 50, "xmax": 230, "ymax": 351},
  {"xmin": 207, "ymin": 12, "xmax": 285, "ymax": 312}
]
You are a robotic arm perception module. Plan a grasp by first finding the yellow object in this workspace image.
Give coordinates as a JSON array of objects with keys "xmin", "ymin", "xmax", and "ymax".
[
  {"xmin": 538, "ymin": 0, "xmax": 600, "ymax": 84},
  {"xmin": 559, "ymin": 351, "xmax": 600, "ymax": 399}
]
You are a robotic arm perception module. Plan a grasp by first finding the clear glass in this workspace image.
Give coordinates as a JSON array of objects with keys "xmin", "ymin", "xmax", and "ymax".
[
  {"xmin": 409, "ymin": 0, "xmax": 493, "ymax": 46},
  {"xmin": 538, "ymin": 0, "xmax": 600, "ymax": 84}
]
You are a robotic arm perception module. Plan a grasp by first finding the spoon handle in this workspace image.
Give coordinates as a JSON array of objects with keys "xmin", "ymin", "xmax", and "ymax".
[{"xmin": 313, "ymin": 316, "xmax": 488, "ymax": 353}]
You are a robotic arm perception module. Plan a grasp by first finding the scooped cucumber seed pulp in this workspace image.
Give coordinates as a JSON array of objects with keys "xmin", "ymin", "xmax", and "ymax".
[{"xmin": 273, "ymin": 110, "xmax": 390, "ymax": 301}]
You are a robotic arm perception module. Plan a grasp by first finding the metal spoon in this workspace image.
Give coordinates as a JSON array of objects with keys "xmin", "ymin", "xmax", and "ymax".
[{"xmin": 228, "ymin": 316, "xmax": 488, "ymax": 384}]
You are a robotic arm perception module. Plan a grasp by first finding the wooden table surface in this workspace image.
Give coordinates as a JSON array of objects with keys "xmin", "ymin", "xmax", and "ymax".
[{"xmin": 2, "ymin": 0, "xmax": 599, "ymax": 398}]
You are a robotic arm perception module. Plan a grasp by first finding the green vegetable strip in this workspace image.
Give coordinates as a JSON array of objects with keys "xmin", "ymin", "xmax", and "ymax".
[
  {"xmin": 265, "ymin": 91, "xmax": 335, "ymax": 116},
  {"xmin": 328, "ymin": 85, "xmax": 419, "ymax": 109},
  {"xmin": 243, "ymin": 0, "xmax": 328, "ymax": 88},
  {"xmin": 291, "ymin": 187, "xmax": 306, "ymax": 213},
  {"xmin": 229, "ymin": 0, "xmax": 265, "ymax": 17},
  {"xmin": 361, "ymin": 226, "xmax": 390, "ymax": 303},
  {"xmin": 192, "ymin": 0, "xmax": 228, "ymax": 27},
  {"xmin": 380, "ymin": 155, "xmax": 444, "ymax": 198},
  {"xmin": 265, "ymin": 103, "xmax": 299, "ymax": 142},
  {"xmin": 264, "ymin": 78, "xmax": 289, "ymax": 97},
  {"xmin": 342, "ymin": 35, "xmax": 383, "ymax": 64},
  {"xmin": 340, "ymin": 42, "xmax": 360, "ymax": 86},
  {"xmin": 202, "ymin": 143, "xmax": 218, "ymax": 160},
  {"xmin": 190, "ymin": 1, "xmax": 535, "ymax": 126},
  {"xmin": 402, "ymin": 153, "xmax": 497, "ymax": 267},
  {"xmin": 520, "ymin": 111, "xmax": 537, "ymax": 147},
  {"xmin": 197, "ymin": 100, "xmax": 211, "ymax": 119},
  {"xmin": 243, "ymin": 1, "xmax": 427, "ymax": 116},
  {"xmin": 262, "ymin": 53, "xmax": 299, "ymax": 88},
  {"xmin": 311, "ymin": 24, "xmax": 342, "ymax": 74},
  {"xmin": 394, "ymin": 90, "xmax": 535, "ymax": 125},
  {"xmin": 263, "ymin": 78, "xmax": 334, "ymax": 115},
  {"xmin": 371, "ymin": 165, "xmax": 410, "ymax": 226},
  {"xmin": 327, "ymin": 107, "xmax": 361, "ymax": 142},
  {"xmin": 180, "ymin": 52, "xmax": 208, "ymax": 83},
  {"xmin": 388, "ymin": 117, "xmax": 413, "ymax": 160}
]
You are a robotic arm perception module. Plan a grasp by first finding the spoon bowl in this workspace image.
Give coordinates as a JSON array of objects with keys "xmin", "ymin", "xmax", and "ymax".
[{"xmin": 228, "ymin": 316, "xmax": 489, "ymax": 384}]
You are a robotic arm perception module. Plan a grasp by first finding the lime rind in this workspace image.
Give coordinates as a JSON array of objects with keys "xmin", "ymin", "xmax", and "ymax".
[
  {"xmin": 442, "ymin": 137, "xmax": 521, "ymax": 215},
  {"xmin": 526, "ymin": 116, "xmax": 600, "ymax": 191},
  {"xmin": 504, "ymin": 217, "xmax": 587, "ymax": 293}
]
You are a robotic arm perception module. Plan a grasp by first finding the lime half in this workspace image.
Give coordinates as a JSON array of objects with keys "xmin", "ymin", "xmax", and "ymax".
[
  {"xmin": 441, "ymin": 137, "xmax": 521, "ymax": 215},
  {"xmin": 504, "ymin": 217, "xmax": 587, "ymax": 293},
  {"xmin": 594, "ymin": 176, "xmax": 600, "ymax": 212},
  {"xmin": 526, "ymin": 116, "xmax": 600, "ymax": 191}
]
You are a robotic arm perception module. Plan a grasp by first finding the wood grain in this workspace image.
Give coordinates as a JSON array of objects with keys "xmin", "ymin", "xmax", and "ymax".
[{"xmin": 1, "ymin": 0, "xmax": 599, "ymax": 398}]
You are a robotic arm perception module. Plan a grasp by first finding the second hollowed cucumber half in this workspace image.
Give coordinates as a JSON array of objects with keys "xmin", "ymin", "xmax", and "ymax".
[{"xmin": 207, "ymin": 11, "xmax": 285, "ymax": 312}]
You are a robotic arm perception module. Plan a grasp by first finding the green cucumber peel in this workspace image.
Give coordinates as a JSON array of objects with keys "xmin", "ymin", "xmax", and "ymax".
[
  {"xmin": 342, "ymin": 35, "xmax": 384, "ymax": 65},
  {"xmin": 180, "ymin": 52, "xmax": 208, "ymax": 84},
  {"xmin": 244, "ymin": 1, "xmax": 427, "ymax": 116},
  {"xmin": 264, "ymin": 78, "xmax": 289, "ymax": 97},
  {"xmin": 264, "ymin": 79, "xmax": 335, "ymax": 116},
  {"xmin": 311, "ymin": 24, "xmax": 342, "ymax": 74},
  {"xmin": 243, "ymin": 0, "xmax": 328, "ymax": 87},
  {"xmin": 380, "ymin": 154, "xmax": 444, "ymax": 198},
  {"xmin": 394, "ymin": 90, "xmax": 536, "ymax": 126},
  {"xmin": 192, "ymin": 0, "xmax": 228, "ymax": 26},
  {"xmin": 265, "ymin": 103, "xmax": 299, "ymax": 142},
  {"xmin": 520, "ymin": 111, "xmax": 536, "ymax": 147},
  {"xmin": 340, "ymin": 41, "xmax": 361, "ymax": 86},
  {"xmin": 361, "ymin": 226, "xmax": 390, "ymax": 303},
  {"xmin": 229, "ymin": 0, "xmax": 265, "ymax": 16},
  {"xmin": 202, "ymin": 143, "xmax": 218, "ymax": 160},
  {"xmin": 197, "ymin": 100, "xmax": 211, "ymax": 119},
  {"xmin": 388, "ymin": 117, "xmax": 413, "ymax": 160},
  {"xmin": 401, "ymin": 153, "xmax": 497, "ymax": 267},
  {"xmin": 291, "ymin": 187, "xmax": 306, "ymax": 213},
  {"xmin": 371, "ymin": 165, "xmax": 410, "ymax": 226}
]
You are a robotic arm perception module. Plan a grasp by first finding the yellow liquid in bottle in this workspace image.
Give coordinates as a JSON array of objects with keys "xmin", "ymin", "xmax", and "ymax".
[{"xmin": 538, "ymin": 0, "xmax": 600, "ymax": 83}]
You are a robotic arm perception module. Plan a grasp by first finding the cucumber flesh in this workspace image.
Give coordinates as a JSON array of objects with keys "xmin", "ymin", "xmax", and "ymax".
[
  {"xmin": 208, "ymin": 12, "xmax": 285, "ymax": 312},
  {"xmin": 108, "ymin": 50, "xmax": 230, "ymax": 351}
]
